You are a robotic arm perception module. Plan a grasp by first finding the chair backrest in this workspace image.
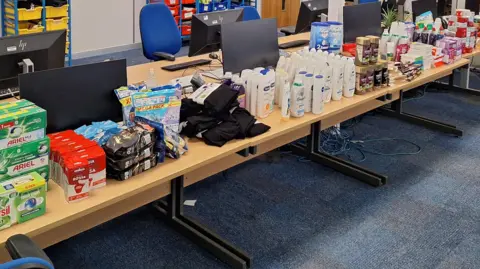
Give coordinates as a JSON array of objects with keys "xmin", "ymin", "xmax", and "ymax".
[
  {"xmin": 140, "ymin": 3, "xmax": 182, "ymax": 60},
  {"xmin": 241, "ymin": 6, "xmax": 261, "ymax": 21},
  {"xmin": 0, "ymin": 257, "xmax": 54, "ymax": 269}
]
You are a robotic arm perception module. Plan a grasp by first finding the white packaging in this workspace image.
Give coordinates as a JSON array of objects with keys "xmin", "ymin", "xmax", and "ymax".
[
  {"xmin": 249, "ymin": 72, "xmax": 260, "ymax": 116},
  {"xmin": 343, "ymin": 58, "xmax": 356, "ymax": 98},
  {"xmin": 277, "ymin": 70, "xmax": 289, "ymax": 108},
  {"xmin": 241, "ymin": 69, "xmax": 253, "ymax": 110},
  {"xmin": 323, "ymin": 62, "xmax": 333, "ymax": 103},
  {"xmin": 312, "ymin": 75, "xmax": 324, "ymax": 115},
  {"xmin": 380, "ymin": 29, "xmax": 391, "ymax": 59},
  {"xmin": 331, "ymin": 55, "xmax": 344, "ymax": 101},
  {"xmin": 256, "ymin": 69, "xmax": 276, "ymax": 118},
  {"xmin": 290, "ymin": 75, "xmax": 305, "ymax": 118},
  {"xmin": 281, "ymin": 82, "xmax": 291, "ymax": 121},
  {"xmin": 303, "ymin": 73, "xmax": 314, "ymax": 113}
]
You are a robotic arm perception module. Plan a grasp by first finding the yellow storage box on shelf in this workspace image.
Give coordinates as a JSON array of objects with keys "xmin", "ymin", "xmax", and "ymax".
[
  {"xmin": 5, "ymin": 21, "xmax": 44, "ymax": 36},
  {"xmin": 45, "ymin": 17, "xmax": 69, "ymax": 31},
  {"xmin": 4, "ymin": 6, "xmax": 43, "ymax": 21},
  {"xmin": 45, "ymin": 5, "xmax": 69, "ymax": 18}
]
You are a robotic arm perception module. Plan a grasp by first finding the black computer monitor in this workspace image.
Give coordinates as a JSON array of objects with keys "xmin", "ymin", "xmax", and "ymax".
[
  {"xmin": 412, "ymin": 0, "xmax": 438, "ymax": 20},
  {"xmin": 221, "ymin": 18, "xmax": 279, "ymax": 74},
  {"xmin": 465, "ymin": 0, "xmax": 480, "ymax": 14},
  {"xmin": 343, "ymin": 2, "xmax": 382, "ymax": 43},
  {"xmin": 19, "ymin": 60, "xmax": 127, "ymax": 133},
  {"xmin": 0, "ymin": 30, "xmax": 66, "ymax": 92},
  {"xmin": 295, "ymin": 0, "xmax": 329, "ymax": 34},
  {"xmin": 188, "ymin": 9, "xmax": 244, "ymax": 57}
]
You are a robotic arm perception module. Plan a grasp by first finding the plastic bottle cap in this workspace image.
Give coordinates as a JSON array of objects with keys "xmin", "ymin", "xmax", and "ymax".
[
  {"xmin": 306, "ymin": 74, "xmax": 314, "ymax": 77},
  {"xmin": 315, "ymin": 75, "xmax": 323, "ymax": 79}
]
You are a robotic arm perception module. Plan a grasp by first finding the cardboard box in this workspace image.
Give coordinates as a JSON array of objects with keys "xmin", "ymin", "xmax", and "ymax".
[
  {"xmin": 0, "ymin": 137, "xmax": 50, "ymax": 182},
  {"xmin": 0, "ymin": 172, "xmax": 46, "ymax": 230},
  {"xmin": 0, "ymin": 100, "xmax": 34, "ymax": 112},
  {"xmin": 0, "ymin": 106, "xmax": 46, "ymax": 150}
]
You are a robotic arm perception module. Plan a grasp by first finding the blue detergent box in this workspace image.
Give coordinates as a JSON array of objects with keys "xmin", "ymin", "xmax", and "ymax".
[{"xmin": 131, "ymin": 88, "xmax": 181, "ymax": 132}]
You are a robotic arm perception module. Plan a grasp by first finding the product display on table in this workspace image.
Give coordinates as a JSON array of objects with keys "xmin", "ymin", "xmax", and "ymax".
[{"xmin": 0, "ymin": 172, "xmax": 47, "ymax": 231}]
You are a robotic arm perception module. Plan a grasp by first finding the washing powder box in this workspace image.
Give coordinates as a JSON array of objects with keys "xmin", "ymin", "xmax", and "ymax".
[
  {"xmin": 0, "ymin": 105, "xmax": 46, "ymax": 150},
  {"xmin": 0, "ymin": 137, "xmax": 50, "ymax": 183},
  {"xmin": 0, "ymin": 100, "xmax": 34, "ymax": 113},
  {"xmin": 0, "ymin": 171, "xmax": 46, "ymax": 230}
]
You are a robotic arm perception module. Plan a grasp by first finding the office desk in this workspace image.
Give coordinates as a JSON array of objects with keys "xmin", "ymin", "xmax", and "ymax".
[{"xmin": 0, "ymin": 31, "xmax": 470, "ymax": 268}]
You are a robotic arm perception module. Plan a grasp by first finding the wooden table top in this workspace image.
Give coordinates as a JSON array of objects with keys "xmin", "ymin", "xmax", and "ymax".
[{"xmin": 0, "ymin": 31, "xmax": 470, "ymax": 245}]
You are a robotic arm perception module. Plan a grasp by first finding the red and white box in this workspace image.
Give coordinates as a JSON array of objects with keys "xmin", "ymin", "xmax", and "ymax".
[
  {"xmin": 64, "ymin": 146, "xmax": 106, "ymax": 190},
  {"xmin": 60, "ymin": 155, "xmax": 91, "ymax": 202}
]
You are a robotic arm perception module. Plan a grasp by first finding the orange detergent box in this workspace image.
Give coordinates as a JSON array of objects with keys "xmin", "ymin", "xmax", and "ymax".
[
  {"xmin": 59, "ymin": 155, "xmax": 91, "ymax": 202},
  {"xmin": 62, "ymin": 146, "xmax": 106, "ymax": 190}
]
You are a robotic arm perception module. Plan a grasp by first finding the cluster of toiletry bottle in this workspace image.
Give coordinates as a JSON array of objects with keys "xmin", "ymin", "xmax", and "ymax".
[{"xmin": 273, "ymin": 47, "xmax": 356, "ymax": 120}]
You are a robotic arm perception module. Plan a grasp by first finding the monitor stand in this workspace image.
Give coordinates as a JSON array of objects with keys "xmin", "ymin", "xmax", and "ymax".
[
  {"xmin": 317, "ymin": 13, "xmax": 328, "ymax": 22},
  {"xmin": 19, "ymin": 58, "xmax": 35, "ymax": 73},
  {"xmin": 0, "ymin": 58, "xmax": 34, "ymax": 100}
]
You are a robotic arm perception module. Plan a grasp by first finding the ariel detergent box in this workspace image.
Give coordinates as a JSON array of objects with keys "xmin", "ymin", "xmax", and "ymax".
[
  {"xmin": 0, "ymin": 100, "xmax": 34, "ymax": 112},
  {"xmin": 0, "ymin": 172, "xmax": 46, "ymax": 230},
  {"xmin": 0, "ymin": 137, "xmax": 50, "ymax": 182},
  {"xmin": 0, "ymin": 104, "xmax": 46, "ymax": 150}
]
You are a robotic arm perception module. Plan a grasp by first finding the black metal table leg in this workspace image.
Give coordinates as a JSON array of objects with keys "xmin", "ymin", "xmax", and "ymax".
[
  {"xmin": 290, "ymin": 122, "xmax": 388, "ymax": 187},
  {"xmin": 380, "ymin": 90, "xmax": 463, "ymax": 136},
  {"xmin": 153, "ymin": 177, "xmax": 251, "ymax": 269},
  {"xmin": 430, "ymin": 64, "xmax": 480, "ymax": 95}
]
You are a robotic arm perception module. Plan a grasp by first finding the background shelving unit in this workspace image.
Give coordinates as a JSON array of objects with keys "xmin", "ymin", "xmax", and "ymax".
[
  {"xmin": 147, "ymin": 0, "xmax": 257, "ymax": 40},
  {"xmin": 1, "ymin": 0, "xmax": 72, "ymax": 66}
]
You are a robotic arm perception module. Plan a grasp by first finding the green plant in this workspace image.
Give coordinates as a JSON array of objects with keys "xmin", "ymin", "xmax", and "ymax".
[{"xmin": 382, "ymin": 7, "xmax": 398, "ymax": 30}]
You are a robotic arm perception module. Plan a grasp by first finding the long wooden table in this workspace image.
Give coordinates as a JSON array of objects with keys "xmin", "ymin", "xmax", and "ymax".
[{"xmin": 0, "ymin": 31, "xmax": 471, "ymax": 268}]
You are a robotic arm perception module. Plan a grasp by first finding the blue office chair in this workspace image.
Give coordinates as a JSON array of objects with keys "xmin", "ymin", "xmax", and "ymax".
[
  {"xmin": 140, "ymin": 3, "xmax": 182, "ymax": 61},
  {"xmin": 241, "ymin": 6, "xmax": 261, "ymax": 21},
  {"xmin": 0, "ymin": 234, "xmax": 54, "ymax": 269}
]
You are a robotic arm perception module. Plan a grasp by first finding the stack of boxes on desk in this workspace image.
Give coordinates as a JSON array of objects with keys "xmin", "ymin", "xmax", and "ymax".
[
  {"xmin": 48, "ymin": 130, "xmax": 106, "ymax": 203},
  {"xmin": 0, "ymin": 99, "xmax": 48, "ymax": 230}
]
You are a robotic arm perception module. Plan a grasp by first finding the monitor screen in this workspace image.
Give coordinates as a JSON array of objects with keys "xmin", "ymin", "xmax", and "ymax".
[
  {"xmin": 295, "ymin": 0, "xmax": 329, "ymax": 34},
  {"xmin": 343, "ymin": 2, "xmax": 382, "ymax": 43},
  {"xmin": 412, "ymin": 0, "xmax": 438, "ymax": 20},
  {"xmin": 19, "ymin": 60, "xmax": 127, "ymax": 133},
  {"xmin": 0, "ymin": 30, "xmax": 66, "ymax": 90},
  {"xmin": 189, "ymin": 9, "xmax": 244, "ymax": 57},
  {"xmin": 221, "ymin": 18, "xmax": 280, "ymax": 74}
]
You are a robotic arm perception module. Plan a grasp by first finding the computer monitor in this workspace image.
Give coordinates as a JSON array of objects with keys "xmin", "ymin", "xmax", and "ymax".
[
  {"xmin": 188, "ymin": 9, "xmax": 244, "ymax": 57},
  {"xmin": 19, "ymin": 60, "xmax": 127, "ymax": 133},
  {"xmin": 0, "ymin": 30, "xmax": 66, "ymax": 94},
  {"xmin": 343, "ymin": 2, "xmax": 382, "ymax": 43},
  {"xmin": 465, "ymin": 0, "xmax": 480, "ymax": 14},
  {"xmin": 412, "ymin": 0, "xmax": 438, "ymax": 20},
  {"xmin": 221, "ymin": 18, "xmax": 279, "ymax": 74},
  {"xmin": 295, "ymin": 0, "xmax": 329, "ymax": 34}
]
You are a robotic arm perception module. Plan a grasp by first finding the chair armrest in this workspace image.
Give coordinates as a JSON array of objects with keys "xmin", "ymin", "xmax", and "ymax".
[
  {"xmin": 6, "ymin": 235, "xmax": 53, "ymax": 266},
  {"xmin": 153, "ymin": 52, "xmax": 176, "ymax": 61}
]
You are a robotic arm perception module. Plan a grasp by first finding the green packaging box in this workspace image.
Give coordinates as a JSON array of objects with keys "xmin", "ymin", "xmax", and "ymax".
[
  {"xmin": 0, "ymin": 137, "xmax": 49, "ymax": 182},
  {"xmin": 0, "ymin": 100, "xmax": 35, "ymax": 113},
  {"xmin": 0, "ymin": 105, "xmax": 46, "ymax": 150},
  {"xmin": 0, "ymin": 172, "xmax": 46, "ymax": 230}
]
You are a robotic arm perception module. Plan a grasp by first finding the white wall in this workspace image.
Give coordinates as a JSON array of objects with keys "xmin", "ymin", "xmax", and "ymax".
[{"xmin": 72, "ymin": 0, "xmax": 136, "ymax": 56}]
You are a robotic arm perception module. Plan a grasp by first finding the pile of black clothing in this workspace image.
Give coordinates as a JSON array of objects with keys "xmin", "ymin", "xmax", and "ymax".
[{"xmin": 180, "ymin": 83, "xmax": 270, "ymax": 147}]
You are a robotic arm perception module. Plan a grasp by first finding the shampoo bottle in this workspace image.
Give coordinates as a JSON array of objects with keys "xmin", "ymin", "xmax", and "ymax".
[
  {"xmin": 290, "ymin": 75, "xmax": 305, "ymax": 118},
  {"xmin": 343, "ymin": 58, "xmax": 356, "ymax": 98},
  {"xmin": 281, "ymin": 82, "xmax": 291, "ymax": 121},
  {"xmin": 331, "ymin": 55, "xmax": 344, "ymax": 101},
  {"xmin": 303, "ymin": 73, "xmax": 314, "ymax": 113},
  {"xmin": 312, "ymin": 75, "xmax": 324, "ymax": 115},
  {"xmin": 323, "ymin": 60, "xmax": 333, "ymax": 103}
]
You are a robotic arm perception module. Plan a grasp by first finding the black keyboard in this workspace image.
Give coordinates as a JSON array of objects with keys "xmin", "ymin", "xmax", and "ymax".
[
  {"xmin": 0, "ymin": 88, "xmax": 19, "ymax": 100},
  {"xmin": 162, "ymin": 59, "xmax": 212, "ymax": 71},
  {"xmin": 279, "ymin": 40, "xmax": 309, "ymax": 49}
]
